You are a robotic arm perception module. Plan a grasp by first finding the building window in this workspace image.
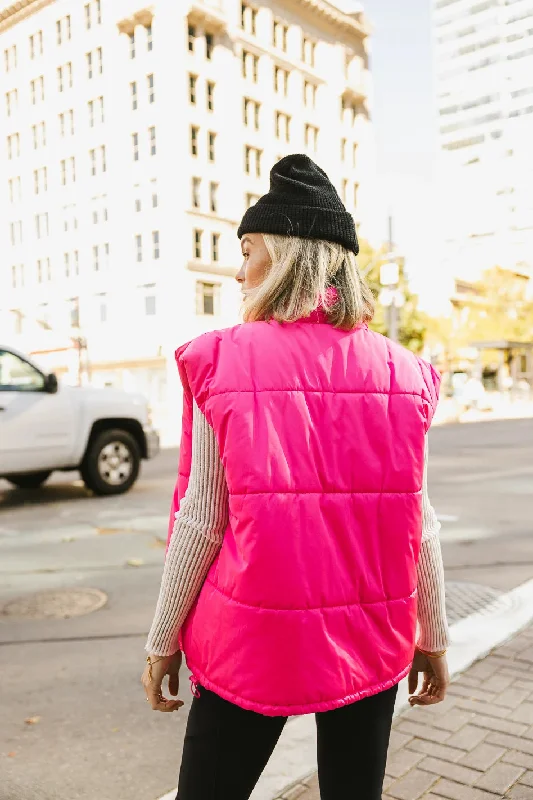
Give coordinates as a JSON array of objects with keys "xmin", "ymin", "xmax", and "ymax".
[
  {"xmin": 134, "ymin": 193, "xmax": 141, "ymax": 212},
  {"xmin": 135, "ymin": 234, "xmax": 142, "ymax": 262},
  {"xmin": 245, "ymin": 145, "xmax": 261, "ymax": 177},
  {"xmin": 246, "ymin": 192, "xmax": 260, "ymax": 208},
  {"xmin": 191, "ymin": 125, "xmax": 199, "ymax": 156},
  {"xmin": 341, "ymin": 138, "xmax": 347, "ymax": 161},
  {"xmin": 132, "ymin": 133, "xmax": 139, "ymax": 161},
  {"xmin": 7, "ymin": 133, "xmax": 20, "ymax": 160},
  {"xmin": 70, "ymin": 297, "xmax": 80, "ymax": 329},
  {"xmin": 30, "ymin": 76, "xmax": 45, "ymax": 104},
  {"xmin": 149, "ymin": 126, "xmax": 156, "ymax": 156},
  {"xmin": 99, "ymin": 296, "xmax": 107, "ymax": 323},
  {"xmin": 188, "ymin": 24, "xmax": 196, "ymax": 52},
  {"xmin": 86, "ymin": 52, "xmax": 93, "ymax": 79},
  {"xmin": 242, "ymin": 50, "xmax": 259, "ymax": 82},
  {"xmin": 97, "ymin": 47, "xmax": 103, "ymax": 74},
  {"xmin": 29, "ymin": 32, "xmax": 43, "ymax": 59},
  {"xmin": 192, "ymin": 177, "xmax": 201, "ymax": 208},
  {"xmin": 100, "ymin": 145, "xmax": 106, "ymax": 173},
  {"xmin": 193, "ymin": 229, "xmax": 203, "ymax": 259},
  {"xmin": 341, "ymin": 179, "xmax": 348, "ymax": 203},
  {"xmin": 59, "ymin": 111, "xmax": 74, "ymax": 137},
  {"xmin": 273, "ymin": 20, "xmax": 289, "ymax": 51},
  {"xmin": 151, "ymin": 179, "xmax": 158, "ymax": 207},
  {"xmin": 241, "ymin": 4, "xmax": 258, "ymax": 35},
  {"xmin": 10, "ymin": 221, "xmax": 23, "ymax": 246},
  {"xmin": 197, "ymin": 281, "xmax": 216, "ymax": 315},
  {"xmin": 302, "ymin": 37, "xmax": 316, "ymax": 67},
  {"xmin": 35, "ymin": 212, "xmax": 49, "ymax": 239},
  {"xmin": 210, "ymin": 182, "xmax": 218, "ymax": 213},
  {"xmin": 8, "ymin": 177, "xmax": 22, "ymax": 203},
  {"xmin": 92, "ymin": 245, "xmax": 100, "ymax": 271},
  {"xmin": 129, "ymin": 32, "xmax": 135, "ymax": 59},
  {"xmin": 131, "ymin": 82, "xmax": 138, "ymax": 110},
  {"xmin": 206, "ymin": 32, "xmax": 214, "ymax": 60},
  {"xmin": 88, "ymin": 99, "xmax": 94, "ymax": 126},
  {"xmin": 275, "ymin": 66, "xmax": 289, "ymax": 96},
  {"xmin": 147, "ymin": 73, "xmax": 155, "ymax": 103},
  {"xmin": 64, "ymin": 252, "xmax": 71, "ymax": 278},
  {"xmin": 145, "ymin": 295, "xmax": 156, "ymax": 316},
  {"xmin": 6, "ymin": 89, "xmax": 18, "ymax": 117},
  {"xmin": 244, "ymin": 98, "xmax": 260, "ymax": 130},
  {"xmin": 208, "ymin": 132, "xmax": 216, "ymax": 162},
  {"xmin": 211, "ymin": 233, "xmax": 220, "ymax": 262},
  {"xmin": 352, "ymin": 143, "xmax": 357, "ymax": 168},
  {"xmin": 305, "ymin": 124, "xmax": 319, "ymax": 152},
  {"xmin": 57, "ymin": 16, "xmax": 71, "ymax": 46},
  {"xmin": 4, "ymin": 44, "xmax": 17, "ymax": 72},
  {"xmin": 90, "ymin": 148, "xmax": 97, "ymax": 175},
  {"xmin": 152, "ymin": 230, "xmax": 160, "ymax": 259},
  {"xmin": 60, "ymin": 159, "xmax": 66, "ymax": 186},
  {"xmin": 146, "ymin": 24, "xmax": 153, "ymax": 51},
  {"xmin": 85, "ymin": 3, "xmax": 91, "ymax": 29},
  {"xmin": 34, "ymin": 167, "xmax": 47, "ymax": 194},
  {"xmin": 207, "ymin": 81, "xmax": 215, "ymax": 111},
  {"xmin": 276, "ymin": 111, "xmax": 290, "ymax": 142},
  {"xmin": 189, "ymin": 74, "xmax": 197, "ymax": 104},
  {"xmin": 304, "ymin": 81, "xmax": 317, "ymax": 108}
]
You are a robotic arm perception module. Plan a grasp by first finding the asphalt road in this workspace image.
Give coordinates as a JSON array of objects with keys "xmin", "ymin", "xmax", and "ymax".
[{"xmin": 1, "ymin": 419, "xmax": 532, "ymax": 800}]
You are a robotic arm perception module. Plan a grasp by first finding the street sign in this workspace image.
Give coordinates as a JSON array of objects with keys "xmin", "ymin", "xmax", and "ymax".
[{"xmin": 379, "ymin": 262, "xmax": 400, "ymax": 286}]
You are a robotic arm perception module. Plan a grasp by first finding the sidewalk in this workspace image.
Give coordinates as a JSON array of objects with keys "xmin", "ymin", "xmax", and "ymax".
[{"xmin": 274, "ymin": 624, "xmax": 533, "ymax": 800}]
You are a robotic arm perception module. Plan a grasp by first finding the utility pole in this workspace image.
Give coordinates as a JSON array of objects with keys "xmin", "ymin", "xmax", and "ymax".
[
  {"xmin": 379, "ymin": 215, "xmax": 402, "ymax": 342},
  {"xmin": 388, "ymin": 215, "xmax": 398, "ymax": 342}
]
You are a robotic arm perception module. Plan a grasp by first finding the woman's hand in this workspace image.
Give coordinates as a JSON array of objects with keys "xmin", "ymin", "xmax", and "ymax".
[
  {"xmin": 141, "ymin": 650, "xmax": 184, "ymax": 712},
  {"xmin": 408, "ymin": 648, "xmax": 450, "ymax": 706}
]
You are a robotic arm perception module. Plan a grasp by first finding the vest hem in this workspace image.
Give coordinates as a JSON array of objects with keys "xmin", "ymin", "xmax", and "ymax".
[{"xmin": 184, "ymin": 660, "xmax": 411, "ymax": 717}]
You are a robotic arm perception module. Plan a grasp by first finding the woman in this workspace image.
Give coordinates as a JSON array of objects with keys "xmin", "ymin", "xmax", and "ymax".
[{"xmin": 142, "ymin": 155, "xmax": 450, "ymax": 800}]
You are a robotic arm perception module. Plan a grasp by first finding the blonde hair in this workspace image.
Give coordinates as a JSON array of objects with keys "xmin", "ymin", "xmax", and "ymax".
[{"xmin": 242, "ymin": 235, "xmax": 375, "ymax": 330}]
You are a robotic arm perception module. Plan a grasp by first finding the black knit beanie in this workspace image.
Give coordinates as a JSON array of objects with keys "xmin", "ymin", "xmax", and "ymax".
[{"xmin": 237, "ymin": 154, "xmax": 359, "ymax": 255}]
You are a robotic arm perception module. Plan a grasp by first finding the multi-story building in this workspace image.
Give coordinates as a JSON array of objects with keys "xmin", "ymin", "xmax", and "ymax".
[
  {"xmin": 0, "ymin": 0, "xmax": 374, "ymax": 443},
  {"xmin": 433, "ymin": 0, "xmax": 533, "ymax": 300}
]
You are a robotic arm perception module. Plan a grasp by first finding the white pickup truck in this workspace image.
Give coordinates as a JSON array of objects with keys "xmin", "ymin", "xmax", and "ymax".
[{"xmin": 0, "ymin": 345, "xmax": 160, "ymax": 495}]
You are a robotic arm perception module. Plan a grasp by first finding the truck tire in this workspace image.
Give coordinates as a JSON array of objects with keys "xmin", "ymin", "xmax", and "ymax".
[
  {"xmin": 6, "ymin": 471, "xmax": 52, "ymax": 489},
  {"xmin": 81, "ymin": 429, "xmax": 141, "ymax": 496}
]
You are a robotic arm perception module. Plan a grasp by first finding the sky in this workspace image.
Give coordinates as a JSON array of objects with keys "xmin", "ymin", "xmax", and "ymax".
[{"xmin": 354, "ymin": 0, "xmax": 440, "ymax": 307}]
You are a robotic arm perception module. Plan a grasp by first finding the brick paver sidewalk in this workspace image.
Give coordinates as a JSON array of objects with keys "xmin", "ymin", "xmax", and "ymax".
[{"xmin": 275, "ymin": 625, "xmax": 533, "ymax": 800}]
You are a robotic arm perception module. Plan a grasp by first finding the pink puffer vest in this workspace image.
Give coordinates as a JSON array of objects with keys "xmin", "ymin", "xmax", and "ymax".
[{"xmin": 168, "ymin": 311, "xmax": 440, "ymax": 716}]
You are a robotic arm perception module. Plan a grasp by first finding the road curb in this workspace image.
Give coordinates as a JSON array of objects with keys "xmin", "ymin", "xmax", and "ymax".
[{"xmin": 155, "ymin": 577, "xmax": 533, "ymax": 800}]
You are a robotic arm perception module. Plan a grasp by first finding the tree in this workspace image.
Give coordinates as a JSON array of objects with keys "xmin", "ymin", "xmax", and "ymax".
[{"xmin": 357, "ymin": 239, "xmax": 427, "ymax": 353}]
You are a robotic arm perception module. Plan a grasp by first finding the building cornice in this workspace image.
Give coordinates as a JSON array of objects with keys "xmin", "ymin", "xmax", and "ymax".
[
  {"xmin": 293, "ymin": 0, "xmax": 369, "ymax": 39},
  {"xmin": 0, "ymin": 0, "xmax": 55, "ymax": 33}
]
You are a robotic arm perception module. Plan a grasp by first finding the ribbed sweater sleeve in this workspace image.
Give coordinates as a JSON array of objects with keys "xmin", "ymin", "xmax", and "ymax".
[
  {"xmin": 416, "ymin": 437, "xmax": 451, "ymax": 652},
  {"xmin": 145, "ymin": 402, "xmax": 228, "ymax": 656}
]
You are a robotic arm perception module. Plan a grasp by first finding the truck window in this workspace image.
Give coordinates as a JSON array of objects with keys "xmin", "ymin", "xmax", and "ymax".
[{"xmin": 0, "ymin": 350, "xmax": 45, "ymax": 392}]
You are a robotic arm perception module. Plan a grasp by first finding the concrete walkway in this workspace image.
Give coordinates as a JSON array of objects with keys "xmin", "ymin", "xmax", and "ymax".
[{"xmin": 274, "ymin": 624, "xmax": 533, "ymax": 800}]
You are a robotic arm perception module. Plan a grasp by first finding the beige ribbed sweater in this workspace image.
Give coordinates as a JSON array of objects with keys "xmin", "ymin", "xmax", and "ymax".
[{"xmin": 146, "ymin": 403, "xmax": 450, "ymax": 657}]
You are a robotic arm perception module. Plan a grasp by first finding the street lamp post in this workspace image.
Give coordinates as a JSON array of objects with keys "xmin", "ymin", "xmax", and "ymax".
[{"xmin": 379, "ymin": 260, "xmax": 404, "ymax": 342}]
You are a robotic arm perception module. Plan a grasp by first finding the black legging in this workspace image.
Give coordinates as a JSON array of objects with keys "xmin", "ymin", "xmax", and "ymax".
[{"xmin": 177, "ymin": 683, "xmax": 398, "ymax": 800}]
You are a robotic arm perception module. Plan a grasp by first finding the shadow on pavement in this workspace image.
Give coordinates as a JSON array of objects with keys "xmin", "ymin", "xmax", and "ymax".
[{"xmin": 0, "ymin": 482, "xmax": 92, "ymax": 509}]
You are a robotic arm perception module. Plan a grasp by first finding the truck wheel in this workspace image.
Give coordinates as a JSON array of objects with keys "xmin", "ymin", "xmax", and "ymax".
[
  {"xmin": 6, "ymin": 471, "xmax": 52, "ymax": 489},
  {"xmin": 81, "ymin": 429, "xmax": 141, "ymax": 496}
]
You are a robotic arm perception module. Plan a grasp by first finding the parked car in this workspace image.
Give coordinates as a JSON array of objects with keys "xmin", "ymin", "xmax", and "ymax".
[{"xmin": 0, "ymin": 345, "xmax": 159, "ymax": 495}]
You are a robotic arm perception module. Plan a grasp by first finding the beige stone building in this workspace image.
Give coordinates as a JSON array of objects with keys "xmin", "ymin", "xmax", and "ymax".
[{"xmin": 1, "ymin": 0, "xmax": 374, "ymax": 443}]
